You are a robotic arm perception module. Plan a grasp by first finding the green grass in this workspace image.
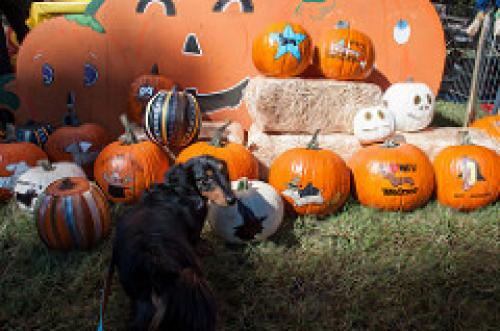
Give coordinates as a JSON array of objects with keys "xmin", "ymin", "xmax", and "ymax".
[{"xmin": 0, "ymin": 103, "xmax": 498, "ymax": 330}]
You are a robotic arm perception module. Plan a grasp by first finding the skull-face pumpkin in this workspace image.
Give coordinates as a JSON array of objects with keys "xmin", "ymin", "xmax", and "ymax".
[
  {"xmin": 14, "ymin": 0, "xmax": 445, "ymax": 135},
  {"xmin": 383, "ymin": 81, "xmax": 435, "ymax": 132},
  {"xmin": 353, "ymin": 106, "xmax": 395, "ymax": 145}
]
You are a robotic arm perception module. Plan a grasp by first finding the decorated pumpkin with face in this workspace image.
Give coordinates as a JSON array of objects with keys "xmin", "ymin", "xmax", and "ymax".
[
  {"xmin": 353, "ymin": 106, "xmax": 395, "ymax": 145},
  {"xmin": 383, "ymin": 81, "xmax": 435, "ymax": 132},
  {"xmin": 13, "ymin": 0, "xmax": 445, "ymax": 135}
]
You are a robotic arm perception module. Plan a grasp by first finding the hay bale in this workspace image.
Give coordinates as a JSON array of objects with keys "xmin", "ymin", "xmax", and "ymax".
[
  {"xmin": 244, "ymin": 77, "xmax": 383, "ymax": 134},
  {"xmin": 248, "ymin": 126, "xmax": 500, "ymax": 180}
]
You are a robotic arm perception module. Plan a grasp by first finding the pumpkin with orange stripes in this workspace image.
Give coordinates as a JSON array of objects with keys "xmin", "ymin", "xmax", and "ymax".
[{"xmin": 35, "ymin": 177, "xmax": 111, "ymax": 251}]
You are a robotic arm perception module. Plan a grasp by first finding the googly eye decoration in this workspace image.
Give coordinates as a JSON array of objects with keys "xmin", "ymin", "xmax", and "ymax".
[
  {"xmin": 84, "ymin": 63, "xmax": 99, "ymax": 87},
  {"xmin": 394, "ymin": 19, "xmax": 411, "ymax": 45},
  {"xmin": 42, "ymin": 63, "xmax": 54, "ymax": 86}
]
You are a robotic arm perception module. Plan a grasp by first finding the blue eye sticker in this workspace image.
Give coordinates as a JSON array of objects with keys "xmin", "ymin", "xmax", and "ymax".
[
  {"xmin": 42, "ymin": 63, "xmax": 54, "ymax": 86},
  {"xmin": 394, "ymin": 19, "xmax": 411, "ymax": 45},
  {"xmin": 84, "ymin": 63, "xmax": 98, "ymax": 87}
]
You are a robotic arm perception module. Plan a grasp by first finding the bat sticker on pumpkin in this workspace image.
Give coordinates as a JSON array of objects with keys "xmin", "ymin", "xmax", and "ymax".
[
  {"xmin": 282, "ymin": 178, "xmax": 325, "ymax": 207},
  {"xmin": 186, "ymin": 78, "xmax": 249, "ymax": 113},
  {"xmin": 136, "ymin": 0, "xmax": 176, "ymax": 15},
  {"xmin": 370, "ymin": 162, "xmax": 418, "ymax": 196},
  {"xmin": 233, "ymin": 199, "xmax": 265, "ymax": 241},
  {"xmin": 213, "ymin": 0, "xmax": 254, "ymax": 13},
  {"xmin": 64, "ymin": 141, "xmax": 100, "ymax": 166},
  {"xmin": 457, "ymin": 157, "xmax": 485, "ymax": 192}
]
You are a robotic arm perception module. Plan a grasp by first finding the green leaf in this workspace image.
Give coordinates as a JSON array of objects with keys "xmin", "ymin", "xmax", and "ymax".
[{"xmin": 65, "ymin": 14, "xmax": 105, "ymax": 34}]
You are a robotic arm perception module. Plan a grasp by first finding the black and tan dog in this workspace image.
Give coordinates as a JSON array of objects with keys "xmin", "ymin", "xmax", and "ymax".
[{"xmin": 111, "ymin": 155, "xmax": 236, "ymax": 331}]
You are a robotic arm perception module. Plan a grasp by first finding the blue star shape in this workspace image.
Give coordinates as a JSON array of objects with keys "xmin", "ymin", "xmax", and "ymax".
[{"xmin": 269, "ymin": 24, "xmax": 306, "ymax": 61}]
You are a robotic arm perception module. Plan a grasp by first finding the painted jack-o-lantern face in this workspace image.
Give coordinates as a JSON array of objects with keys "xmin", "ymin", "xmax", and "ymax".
[
  {"xmin": 102, "ymin": 154, "xmax": 137, "ymax": 200},
  {"xmin": 383, "ymin": 81, "xmax": 435, "ymax": 132},
  {"xmin": 14, "ymin": 0, "xmax": 445, "ymax": 135},
  {"xmin": 353, "ymin": 106, "xmax": 395, "ymax": 145}
]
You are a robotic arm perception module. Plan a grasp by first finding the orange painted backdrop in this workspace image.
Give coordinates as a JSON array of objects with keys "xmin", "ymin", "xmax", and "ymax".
[{"xmin": 14, "ymin": 0, "xmax": 445, "ymax": 136}]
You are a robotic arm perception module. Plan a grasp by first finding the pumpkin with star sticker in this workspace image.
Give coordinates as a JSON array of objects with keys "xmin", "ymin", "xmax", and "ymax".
[{"xmin": 252, "ymin": 22, "xmax": 313, "ymax": 77}]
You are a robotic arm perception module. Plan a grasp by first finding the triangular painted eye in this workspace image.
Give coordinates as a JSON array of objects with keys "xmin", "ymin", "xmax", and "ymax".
[
  {"xmin": 183, "ymin": 34, "xmax": 202, "ymax": 56},
  {"xmin": 42, "ymin": 63, "xmax": 54, "ymax": 86},
  {"xmin": 213, "ymin": 0, "xmax": 254, "ymax": 13},
  {"xmin": 136, "ymin": 0, "xmax": 176, "ymax": 16},
  {"xmin": 84, "ymin": 63, "xmax": 99, "ymax": 87}
]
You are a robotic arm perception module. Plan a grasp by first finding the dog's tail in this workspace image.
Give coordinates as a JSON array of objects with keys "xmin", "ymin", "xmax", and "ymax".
[{"xmin": 147, "ymin": 242, "xmax": 217, "ymax": 331}]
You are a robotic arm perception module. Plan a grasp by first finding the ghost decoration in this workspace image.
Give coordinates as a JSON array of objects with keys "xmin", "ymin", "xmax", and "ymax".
[
  {"xmin": 14, "ymin": 161, "xmax": 86, "ymax": 212},
  {"xmin": 353, "ymin": 106, "xmax": 395, "ymax": 145},
  {"xmin": 207, "ymin": 178, "xmax": 284, "ymax": 244},
  {"xmin": 383, "ymin": 80, "xmax": 435, "ymax": 132}
]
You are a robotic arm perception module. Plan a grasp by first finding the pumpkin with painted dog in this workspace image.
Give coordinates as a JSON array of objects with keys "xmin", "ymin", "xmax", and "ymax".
[
  {"xmin": 268, "ymin": 130, "xmax": 350, "ymax": 216},
  {"xmin": 15, "ymin": 120, "xmax": 55, "ymax": 147},
  {"xmin": 433, "ymin": 132, "xmax": 499, "ymax": 211},
  {"xmin": 177, "ymin": 122, "xmax": 258, "ymax": 181},
  {"xmin": 0, "ymin": 125, "xmax": 48, "ymax": 202},
  {"xmin": 208, "ymin": 178, "xmax": 284, "ymax": 244},
  {"xmin": 317, "ymin": 22, "xmax": 375, "ymax": 80},
  {"xmin": 45, "ymin": 94, "xmax": 110, "ymax": 178},
  {"xmin": 470, "ymin": 115, "xmax": 500, "ymax": 139},
  {"xmin": 348, "ymin": 138, "xmax": 434, "ymax": 211},
  {"xmin": 252, "ymin": 22, "xmax": 313, "ymax": 77},
  {"xmin": 127, "ymin": 64, "xmax": 175, "ymax": 125},
  {"xmin": 353, "ymin": 106, "xmax": 395, "ymax": 145},
  {"xmin": 383, "ymin": 80, "xmax": 435, "ymax": 132},
  {"xmin": 14, "ymin": 0, "xmax": 445, "ymax": 134},
  {"xmin": 35, "ymin": 177, "xmax": 111, "ymax": 250},
  {"xmin": 94, "ymin": 115, "xmax": 170, "ymax": 203},
  {"xmin": 144, "ymin": 87, "xmax": 201, "ymax": 148},
  {"xmin": 14, "ymin": 160, "xmax": 87, "ymax": 212}
]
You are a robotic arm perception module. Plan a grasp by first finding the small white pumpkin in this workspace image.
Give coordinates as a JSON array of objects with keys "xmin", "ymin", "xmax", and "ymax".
[
  {"xmin": 14, "ymin": 160, "xmax": 87, "ymax": 212},
  {"xmin": 207, "ymin": 178, "xmax": 284, "ymax": 244},
  {"xmin": 353, "ymin": 106, "xmax": 395, "ymax": 145},
  {"xmin": 382, "ymin": 80, "xmax": 435, "ymax": 132}
]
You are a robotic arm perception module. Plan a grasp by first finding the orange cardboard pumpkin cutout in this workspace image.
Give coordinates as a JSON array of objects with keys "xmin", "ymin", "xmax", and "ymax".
[{"xmin": 13, "ymin": 0, "xmax": 445, "ymax": 135}]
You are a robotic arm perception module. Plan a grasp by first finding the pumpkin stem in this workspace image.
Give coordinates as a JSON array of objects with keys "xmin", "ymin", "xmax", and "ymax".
[
  {"xmin": 58, "ymin": 178, "xmax": 76, "ymax": 191},
  {"xmin": 38, "ymin": 160, "xmax": 55, "ymax": 171},
  {"xmin": 211, "ymin": 121, "xmax": 232, "ymax": 147},
  {"xmin": 151, "ymin": 63, "xmax": 159, "ymax": 75},
  {"xmin": 307, "ymin": 129, "xmax": 321, "ymax": 150},
  {"xmin": 237, "ymin": 177, "xmax": 249, "ymax": 191},
  {"xmin": 119, "ymin": 114, "xmax": 138, "ymax": 145},
  {"xmin": 63, "ymin": 92, "xmax": 80, "ymax": 127},
  {"xmin": 382, "ymin": 135, "xmax": 405, "ymax": 148},
  {"xmin": 458, "ymin": 130, "xmax": 473, "ymax": 145},
  {"xmin": 4, "ymin": 123, "xmax": 16, "ymax": 142}
]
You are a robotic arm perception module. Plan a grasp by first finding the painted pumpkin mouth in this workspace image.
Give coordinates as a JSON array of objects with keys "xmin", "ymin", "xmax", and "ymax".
[
  {"xmin": 108, "ymin": 184, "xmax": 126, "ymax": 198},
  {"xmin": 362, "ymin": 125, "xmax": 391, "ymax": 132},
  {"xmin": 16, "ymin": 190, "xmax": 38, "ymax": 207}
]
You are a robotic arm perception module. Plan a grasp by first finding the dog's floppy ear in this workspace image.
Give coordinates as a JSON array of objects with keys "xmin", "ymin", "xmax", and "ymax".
[{"xmin": 164, "ymin": 164, "xmax": 190, "ymax": 187}]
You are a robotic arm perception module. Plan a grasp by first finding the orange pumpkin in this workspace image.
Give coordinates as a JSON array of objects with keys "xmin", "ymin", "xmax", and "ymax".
[
  {"xmin": 252, "ymin": 22, "xmax": 313, "ymax": 77},
  {"xmin": 0, "ymin": 125, "xmax": 48, "ymax": 202},
  {"xmin": 433, "ymin": 132, "xmax": 499, "ymax": 211},
  {"xmin": 317, "ymin": 21, "xmax": 375, "ymax": 80},
  {"xmin": 94, "ymin": 115, "xmax": 170, "ymax": 203},
  {"xmin": 44, "ymin": 93, "xmax": 110, "ymax": 178},
  {"xmin": 127, "ymin": 64, "xmax": 175, "ymax": 125},
  {"xmin": 470, "ymin": 115, "xmax": 500, "ymax": 139},
  {"xmin": 176, "ymin": 122, "xmax": 258, "ymax": 181},
  {"xmin": 35, "ymin": 177, "xmax": 111, "ymax": 250},
  {"xmin": 348, "ymin": 138, "xmax": 434, "ymax": 211},
  {"xmin": 268, "ymin": 130, "xmax": 350, "ymax": 216}
]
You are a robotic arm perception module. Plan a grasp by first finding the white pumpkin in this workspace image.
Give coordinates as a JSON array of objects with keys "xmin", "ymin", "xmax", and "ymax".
[
  {"xmin": 353, "ymin": 106, "xmax": 395, "ymax": 145},
  {"xmin": 207, "ymin": 178, "xmax": 284, "ymax": 244},
  {"xmin": 382, "ymin": 80, "xmax": 435, "ymax": 132},
  {"xmin": 14, "ymin": 160, "xmax": 86, "ymax": 212}
]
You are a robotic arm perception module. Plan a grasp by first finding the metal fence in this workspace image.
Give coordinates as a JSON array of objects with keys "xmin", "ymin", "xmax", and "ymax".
[{"xmin": 436, "ymin": 4, "xmax": 499, "ymax": 111}]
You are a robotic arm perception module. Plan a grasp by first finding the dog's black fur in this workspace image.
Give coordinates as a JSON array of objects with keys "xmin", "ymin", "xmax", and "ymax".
[{"xmin": 112, "ymin": 155, "xmax": 235, "ymax": 331}]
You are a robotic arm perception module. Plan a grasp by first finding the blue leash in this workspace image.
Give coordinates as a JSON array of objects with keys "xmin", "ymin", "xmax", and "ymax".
[{"xmin": 96, "ymin": 254, "xmax": 115, "ymax": 331}]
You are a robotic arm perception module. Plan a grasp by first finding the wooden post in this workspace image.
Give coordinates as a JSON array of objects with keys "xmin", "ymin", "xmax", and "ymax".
[{"xmin": 464, "ymin": 10, "xmax": 492, "ymax": 127}]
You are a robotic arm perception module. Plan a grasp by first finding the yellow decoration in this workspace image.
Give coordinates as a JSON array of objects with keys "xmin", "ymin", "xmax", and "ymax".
[{"xmin": 26, "ymin": 1, "xmax": 91, "ymax": 29}]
